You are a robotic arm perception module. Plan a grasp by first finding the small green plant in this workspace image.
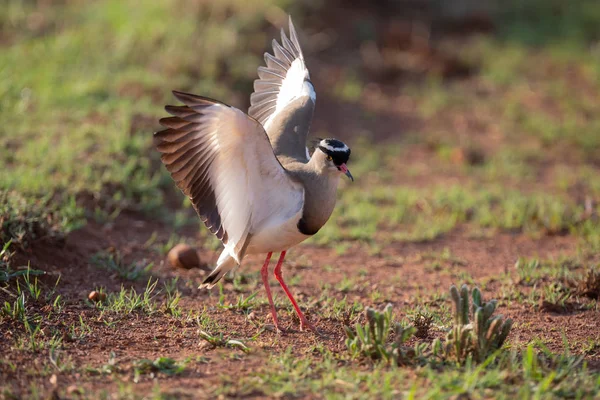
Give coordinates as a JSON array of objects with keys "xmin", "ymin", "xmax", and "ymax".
[
  {"xmin": 68, "ymin": 315, "xmax": 93, "ymax": 341},
  {"xmin": 199, "ymin": 330, "xmax": 249, "ymax": 352},
  {"xmin": 133, "ymin": 357, "xmax": 186, "ymax": 383},
  {"xmin": 539, "ymin": 282, "xmax": 573, "ymax": 312},
  {"xmin": 320, "ymin": 296, "xmax": 363, "ymax": 323},
  {"xmin": 345, "ymin": 304, "xmax": 416, "ymax": 365},
  {"xmin": 85, "ymin": 352, "xmax": 120, "ymax": 375},
  {"xmin": 90, "ymin": 251, "xmax": 153, "ymax": 281},
  {"xmin": 19, "ymin": 267, "xmax": 42, "ymax": 301},
  {"xmin": 335, "ymin": 277, "xmax": 356, "ymax": 294},
  {"xmin": 99, "ymin": 278, "xmax": 159, "ymax": 314},
  {"xmin": 2, "ymin": 293, "xmax": 26, "ymax": 322},
  {"xmin": 152, "ymin": 233, "xmax": 187, "ymax": 256},
  {"xmin": 49, "ymin": 346, "xmax": 74, "ymax": 373},
  {"xmin": 22, "ymin": 319, "xmax": 43, "ymax": 352},
  {"xmin": 433, "ymin": 285, "xmax": 513, "ymax": 364},
  {"xmin": 515, "ymin": 257, "xmax": 541, "ymax": 285},
  {"xmin": 218, "ymin": 286, "xmax": 258, "ymax": 313},
  {"xmin": 0, "ymin": 240, "xmax": 13, "ymax": 270},
  {"xmin": 193, "ymin": 309, "xmax": 222, "ymax": 331},
  {"xmin": 162, "ymin": 278, "xmax": 182, "ymax": 317},
  {"xmin": 1, "ymin": 242, "xmax": 45, "ymax": 282}
]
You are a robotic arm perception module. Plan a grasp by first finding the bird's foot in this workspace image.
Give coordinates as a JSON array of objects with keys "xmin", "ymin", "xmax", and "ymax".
[
  {"xmin": 299, "ymin": 318, "xmax": 317, "ymax": 333},
  {"xmin": 265, "ymin": 322, "xmax": 287, "ymax": 335},
  {"xmin": 275, "ymin": 324, "xmax": 287, "ymax": 335}
]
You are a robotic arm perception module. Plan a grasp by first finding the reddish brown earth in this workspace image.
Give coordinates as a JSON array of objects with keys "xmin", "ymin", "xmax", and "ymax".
[
  {"xmin": 2, "ymin": 4, "xmax": 600, "ymax": 398},
  {"xmin": 2, "ymin": 206, "xmax": 598, "ymax": 396}
]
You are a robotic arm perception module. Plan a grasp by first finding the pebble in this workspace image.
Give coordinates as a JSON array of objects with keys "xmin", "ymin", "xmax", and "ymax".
[
  {"xmin": 167, "ymin": 243, "xmax": 201, "ymax": 270},
  {"xmin": 88, "ymin": 291, "xmax": 106, "ymax": 302}
]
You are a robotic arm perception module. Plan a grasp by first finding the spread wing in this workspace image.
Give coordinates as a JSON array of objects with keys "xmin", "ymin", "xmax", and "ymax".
[
  {"xmin": 155, "ymin": 91, "xmax": 304, "ymax": 262},
  {"xmin": 249, "ymin": 16, "xmax": 315, "ymax": 162}
]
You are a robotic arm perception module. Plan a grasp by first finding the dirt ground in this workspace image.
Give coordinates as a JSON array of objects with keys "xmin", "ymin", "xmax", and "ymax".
[
  {"xmin": 2, "ymin": 2, "xmax": 600, "ymax": 398},
  {"xmin": 2, "ymin": 201, "xmax": 598, "ymax": 396}
]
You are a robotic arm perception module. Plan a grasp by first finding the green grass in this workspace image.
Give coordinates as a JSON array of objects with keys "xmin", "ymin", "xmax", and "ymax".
[
  {"xmin": 223, "ymin": 344, "xmax": 599, "ymax": 399},
  {"xmin": 218, "ymin": 288, "xmax": 259, "ymax": 313},
  {"xmin": 496, "ymin": 0, "xmax": 600, "ymax": 47},
  {"xmin": 90, "ymin": 250, "xmax": 154, "ymax": 281},
  {"xmin": 1, "ymin": 191, "xmax": 84, "ymax": 249},
  {"xmin": 312, "ymin": 181, "xmax": 598, "ymax": 249},
  {"xmin": 216, "ymin": 286, "xmax": 594, "ymax": 399},
  {"xmin": 198, "ymin": 330, "xmax": 250, "ymax": 352},
  {"xmin": 3, "ymin": 1, "xmax": 600, "ymax": 399},
  {"xmin": 133, "ymin": 357, "xmax": 187, "ymax": 383},
  {"xmin": 96, "ymin": 278, "xmax": 160, "ymax": 315},
  {"xmin": 514, "ymin": 256, "xmax": 582, "ymax": 286},
  {"xmin": 0, "ymin": 0, "xmax": 289, "ymax": 249},
  {"xmin": 3, "ymin": 0, "xmax": 599, "ymax": 251}
]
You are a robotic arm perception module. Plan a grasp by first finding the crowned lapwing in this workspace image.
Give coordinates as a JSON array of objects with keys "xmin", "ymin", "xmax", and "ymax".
[{"xmin": 155, "ymin": 17, "xmax": 352, "ymax": 332}]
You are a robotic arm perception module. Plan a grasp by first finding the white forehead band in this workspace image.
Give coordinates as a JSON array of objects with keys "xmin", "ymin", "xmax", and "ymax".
[{"xmin": 319, "ymin": 141, "xmax": 349, "ymax": 152}]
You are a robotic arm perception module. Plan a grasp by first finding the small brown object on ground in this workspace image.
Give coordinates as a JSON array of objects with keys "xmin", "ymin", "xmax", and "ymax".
[
  {"xmin": 168, "ymin": 243, "xmax": 201, "ymax": 270},
  {"xmin": 450, "ymin": 146, "xmax": 485, "ymax": 166},
  {"xmin": 88, "ymin": 291, "xmax": 106, "ymax": 302}
]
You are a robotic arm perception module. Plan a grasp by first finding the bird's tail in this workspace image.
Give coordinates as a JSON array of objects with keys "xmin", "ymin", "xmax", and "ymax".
[{"xmin": 199, "ymin": 251, "xmax": 238, "ymax": 289}]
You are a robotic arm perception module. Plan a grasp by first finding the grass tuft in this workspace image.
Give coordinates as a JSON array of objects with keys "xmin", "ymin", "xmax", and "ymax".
[
  {"xmin": 0, "ymin": 191, "xmax": 84, "ymax": 253},
  {"xmin": 90, "ymin": 250, "xmax": 153, "ymax": 281}
]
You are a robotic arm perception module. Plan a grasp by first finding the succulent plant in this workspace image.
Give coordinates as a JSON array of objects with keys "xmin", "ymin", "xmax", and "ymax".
[
  {"xmin": 391, "ymin": 322, "xmax": 418, "ymax": 365},
  {"xmin": 345, "ymin": 303, "xmax": 416, "ymax": 365},
  {"xmin": 346, "ymin": 285, "xmax": 512, "ymax": 366},
  {"xmin": 434, "ymin": 284, "xmax": 512, "ymax": 363}
]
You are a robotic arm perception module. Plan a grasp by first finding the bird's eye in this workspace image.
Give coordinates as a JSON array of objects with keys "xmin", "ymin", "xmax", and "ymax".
[{"xmin": 326, "ymin": 155, "xmax": 332, "ymax": 161}]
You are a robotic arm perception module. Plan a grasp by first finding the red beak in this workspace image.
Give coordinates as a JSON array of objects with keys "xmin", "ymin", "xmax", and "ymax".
[{"xmin": 338, "ymin": 163, "xmax": 354, "ymax": 181}]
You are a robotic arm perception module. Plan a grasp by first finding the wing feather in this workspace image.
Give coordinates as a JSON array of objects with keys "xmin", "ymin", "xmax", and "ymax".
[
  {"xmin": 272, "ymin": 39, "xmax": 295, "ymax": 64},
  {"xmin": 254, "ymin": 81, "xmax": 281, "ymax": 91},
  {"xmin": 257, "ymin": 66, "xmax": 287, "ymax": 80},
  {"xmin": 155, "ymin": 91, "xmax": 303, "ymax": 262},
  {"xmin": 288, "ymin": 17, "xmax": 303, "ymax": 52},
  {"xmin": 280, "ymin": 28, "xmax": 298, "ymax": 55},
  {"xmin": 264, "ymin": 53, "xmax": 289, "ymax": 71},
  {"xmin": 248, "ymin": 16, "xmax": 316, "ymax": 162},
  {"xmin": 251, "ymin": 104, "xmax": 277, "ymax": 120}
]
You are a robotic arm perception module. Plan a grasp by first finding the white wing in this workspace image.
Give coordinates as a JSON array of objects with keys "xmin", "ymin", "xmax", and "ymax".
[
  {"xmin": 155, "ymin": 91, "xmax": 304, "ymax": 262},
  {"xmin": 249, "ymin": 16, "xmax": 315, "ymax": 161}
]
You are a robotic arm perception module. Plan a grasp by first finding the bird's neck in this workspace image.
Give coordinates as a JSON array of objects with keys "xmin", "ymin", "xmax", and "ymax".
[{"xmin": 296, "ymin": 163, "xmax": 341, "ymax": 235}]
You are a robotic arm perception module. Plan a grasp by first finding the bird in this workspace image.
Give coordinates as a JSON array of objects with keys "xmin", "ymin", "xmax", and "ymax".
[{"xmin": 154, "ymin": 16, "xmax": 352, "ymax": 333}]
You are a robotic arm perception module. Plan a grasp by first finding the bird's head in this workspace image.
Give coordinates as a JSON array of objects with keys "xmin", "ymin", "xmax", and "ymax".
[{"xmin": 314, "ymin": 138, "xmax": 353, "ymax": 181}]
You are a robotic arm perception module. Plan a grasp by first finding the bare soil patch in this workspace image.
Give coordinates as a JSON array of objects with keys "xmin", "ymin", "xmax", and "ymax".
[{"xmin": 2, "ymin": 208, "xmax": 598, "ymax": 396}]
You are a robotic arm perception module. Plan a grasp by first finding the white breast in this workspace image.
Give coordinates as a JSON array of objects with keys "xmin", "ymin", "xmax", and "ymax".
[{"xmin": 246, "ymin": 207, "xmax": 310, "ymax": 254}]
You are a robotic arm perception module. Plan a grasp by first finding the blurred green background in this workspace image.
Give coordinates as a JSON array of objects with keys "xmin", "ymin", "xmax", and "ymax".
[{"xmin": 1, "ymin": 0, "xmax": 600, "ymax": 251}]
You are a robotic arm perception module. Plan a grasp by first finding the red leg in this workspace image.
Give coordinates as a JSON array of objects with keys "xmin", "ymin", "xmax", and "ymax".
[
  {"xmin": 273, "ymin": 251, "xmax": 315, "ymax": 331},
  {"xmin": 260, "ymin": 252, "xmax": 284, "ymax": 333}
]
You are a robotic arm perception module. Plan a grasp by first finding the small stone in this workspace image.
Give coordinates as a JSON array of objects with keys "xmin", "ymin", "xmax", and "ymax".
[
  {"xmin": 168, "ymin": 244, "xmax": 201, "ymax": 270},
  {"xmin": 88, "ymin": 291, "xmax": 106, "ymax": 302}
]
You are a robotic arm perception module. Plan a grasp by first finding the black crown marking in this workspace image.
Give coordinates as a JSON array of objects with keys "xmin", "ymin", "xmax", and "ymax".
[{"xmin": 318, "ymin": 138, "xmax": 351, "ymax": 166}]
